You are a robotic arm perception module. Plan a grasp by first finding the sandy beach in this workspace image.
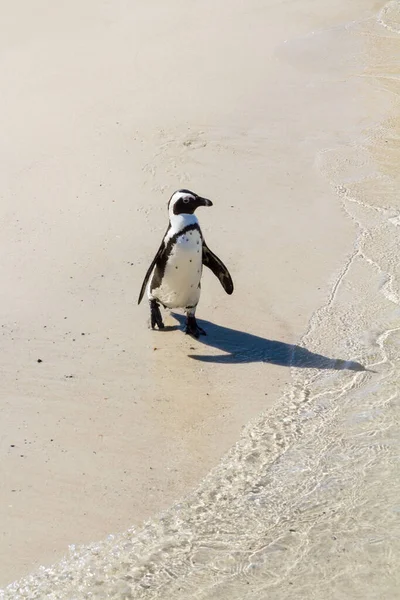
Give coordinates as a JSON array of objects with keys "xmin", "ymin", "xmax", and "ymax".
[{"xmin": 1, "ymin": 0, "xmax": 399, "ymax": 597}]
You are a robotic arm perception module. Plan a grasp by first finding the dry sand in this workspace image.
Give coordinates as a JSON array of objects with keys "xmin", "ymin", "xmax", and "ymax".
[{"xmin": 0, "ymin": 0, "xmax": 395, "ymax": 589}]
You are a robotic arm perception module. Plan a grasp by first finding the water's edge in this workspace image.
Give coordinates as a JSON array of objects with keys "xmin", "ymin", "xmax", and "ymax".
[{"xmin": 2, "ymin": 3, "xmax": 400, "ymax": 599}]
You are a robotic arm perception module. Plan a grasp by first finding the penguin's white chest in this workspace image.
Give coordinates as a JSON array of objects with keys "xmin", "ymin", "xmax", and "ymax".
[{"xmin": 152, "ymin": 230, "xmax": 203, "ymax": 308}]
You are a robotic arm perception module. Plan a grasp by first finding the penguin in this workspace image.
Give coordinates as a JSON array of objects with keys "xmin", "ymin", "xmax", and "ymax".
[{"xmin": 138, "ymin": 189, "xmax": 233, "ymax": 338}]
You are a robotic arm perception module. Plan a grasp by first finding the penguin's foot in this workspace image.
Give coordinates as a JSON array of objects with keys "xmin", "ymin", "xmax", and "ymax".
[
  {"xmin": 185, "ymin": 315, "xmax": 206, "ymax": 338},
  {"xmin": 150, "ymin": 300, "xmax": 164, "ymax": 330}
]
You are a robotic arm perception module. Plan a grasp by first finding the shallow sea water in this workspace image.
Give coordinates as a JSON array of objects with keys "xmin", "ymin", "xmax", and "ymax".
[{"xmin": 2, "ymin": 2, "xmax": 400, "ymax": 599}]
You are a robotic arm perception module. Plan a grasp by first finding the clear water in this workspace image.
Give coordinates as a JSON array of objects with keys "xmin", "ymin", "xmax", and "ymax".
[{"xmin": 2, "ymin": 3, "xmax": 400, "ymax": 599}]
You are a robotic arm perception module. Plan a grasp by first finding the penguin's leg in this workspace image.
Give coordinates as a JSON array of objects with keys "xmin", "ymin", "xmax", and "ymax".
[
  {"xmin": 185, "ymin": 306, "xmax": 206, "ymax": 338},
  {"xmin": 150, "ymin": 299, "xmax": 164, "ymax": 330}
]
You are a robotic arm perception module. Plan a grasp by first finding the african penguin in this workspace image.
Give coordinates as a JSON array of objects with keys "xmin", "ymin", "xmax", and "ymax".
[{"xmin": 138, "ymin": 189, "xmax": 233, "ymax": 338}]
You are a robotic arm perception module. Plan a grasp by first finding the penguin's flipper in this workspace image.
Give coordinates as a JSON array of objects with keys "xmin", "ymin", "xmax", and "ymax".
[
  {"xmin": 138, "ymin": 241, "xmax": 166, "ymax": 305},
  {"xmin": 202, "ymin": 242, "xmax": 234, "ymax": 295}
]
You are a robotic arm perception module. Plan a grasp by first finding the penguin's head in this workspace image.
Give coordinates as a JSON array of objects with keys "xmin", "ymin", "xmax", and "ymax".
[{"xmin": 168, "ymin": 189, "xmax": 213, "ymax": 217}]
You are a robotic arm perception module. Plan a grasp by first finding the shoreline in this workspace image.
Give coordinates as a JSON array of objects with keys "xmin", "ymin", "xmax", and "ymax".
[{"xmin": 1, "ymin": 0, "xmax": 397, "ymax": 593}]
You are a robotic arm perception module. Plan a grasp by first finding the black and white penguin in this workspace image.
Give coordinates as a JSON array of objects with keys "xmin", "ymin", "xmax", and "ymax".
[{"xmin": 138, "ymin": 189, "xmax": 233, "ymax": 338}]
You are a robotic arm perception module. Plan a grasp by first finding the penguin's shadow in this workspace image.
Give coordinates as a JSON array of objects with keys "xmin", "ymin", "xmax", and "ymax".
[{"xmin": 169, "ymin": 313, "xmax": 367, "ymax": 371}]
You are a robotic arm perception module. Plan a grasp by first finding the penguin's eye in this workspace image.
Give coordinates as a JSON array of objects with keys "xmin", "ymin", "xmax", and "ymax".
[{"xmin": 183, "ymin": 197, "xmax": 190, "ymax": 204}]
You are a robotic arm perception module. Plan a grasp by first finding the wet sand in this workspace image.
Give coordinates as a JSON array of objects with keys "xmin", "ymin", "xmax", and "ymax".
[{"xmin": 1, "ymin": 0, "xmax": 399, "ymax": 596}]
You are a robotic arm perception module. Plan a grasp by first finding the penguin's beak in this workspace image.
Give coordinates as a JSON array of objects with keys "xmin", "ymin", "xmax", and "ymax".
[{"xmin": 197, "ymin": 196, "xmax": 213, "ymax": 207}]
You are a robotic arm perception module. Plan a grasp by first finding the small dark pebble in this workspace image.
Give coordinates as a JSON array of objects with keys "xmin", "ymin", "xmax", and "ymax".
[
  {"xmin": 10, "ymin": 444, "xmax": 15, "ymax": 448},
  {"xmin": 289, "ymin": 528, "xmax": 296, "ymax": 532},
  {"xmin": 37, "ymin": 359, "xmax": 43, "ymax": 363}
]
